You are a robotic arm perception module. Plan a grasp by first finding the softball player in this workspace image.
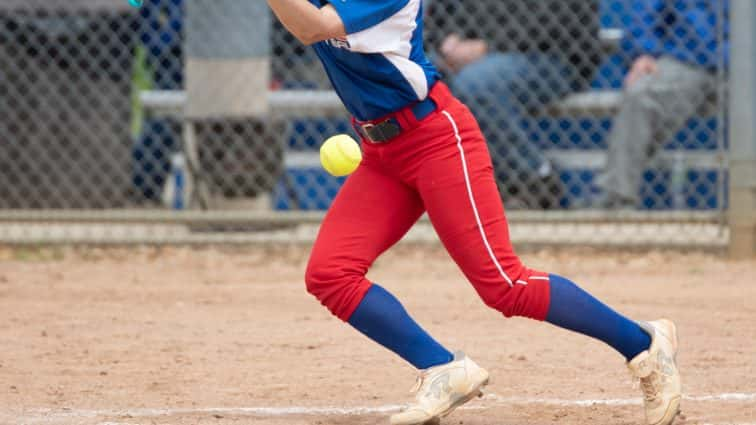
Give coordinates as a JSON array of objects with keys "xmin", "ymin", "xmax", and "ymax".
[{"xmin": 267, "ymin": 1, "xmax": 682, "ymax": 424}]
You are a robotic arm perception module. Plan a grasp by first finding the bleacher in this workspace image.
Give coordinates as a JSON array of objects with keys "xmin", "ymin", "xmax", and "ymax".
[
  {"xmin": 142, "ymin": 83, "xmax": 724, "ymax": 212},
  {"xmin": 139, "ymin": 2, "xmax": 725, "ymax": 212}
]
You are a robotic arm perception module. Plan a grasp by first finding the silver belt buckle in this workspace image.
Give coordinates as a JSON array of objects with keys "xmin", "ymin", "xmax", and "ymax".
[{"xmin": 360, "ymin": 122, "xmax": 378, "ymax": 143}]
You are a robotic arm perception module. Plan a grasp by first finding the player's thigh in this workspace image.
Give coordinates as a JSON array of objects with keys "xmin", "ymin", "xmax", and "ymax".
[
  {"xmin": 416, "ymin": 107, "xmax": 550, "ymax": 319},
  {"xmin": 417, "ymin": 108, "xmax": 529, "ymax": 291},
  {"xmin": 307, "ymin": 163, "xmax": 425, "ymax": 278}
]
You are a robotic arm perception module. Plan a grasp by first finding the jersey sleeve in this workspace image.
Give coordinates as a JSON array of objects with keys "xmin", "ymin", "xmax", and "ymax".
[
  {"xmin": 327, "ymin": 0, "xmax": 418, "ymax": 54},
  {"xmin": 328, "ymin": 0, "xmax": 411, "ymax": 34}
]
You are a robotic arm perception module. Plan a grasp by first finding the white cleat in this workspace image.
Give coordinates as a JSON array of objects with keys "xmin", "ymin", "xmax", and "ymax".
[
  {"xmin": 390, "ymin": 352, "xmax": 489, "ymax": 425},
  {"xmin": 628, "ymin": 319, "xmax": 682, "ymax": 425}
]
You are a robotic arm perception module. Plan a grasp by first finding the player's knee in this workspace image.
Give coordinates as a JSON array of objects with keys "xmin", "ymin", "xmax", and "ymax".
[
  {"xmin": 304, "ymin": 258, "xmax": 332, "ymax": 298},
  {"xmin": 479, "ymin": 267, "xmax": 551, "ymax": 320},
  {"xmin": 304, "ymin": 256, "xmax": 370, "ymax": 320},
  {"xmin": 479, "ymin": 288, "xmax": 523, "ymax": 317},
  {"xmin": 479, "ymin": 291, "xmax": 506, "ymax": 311}
]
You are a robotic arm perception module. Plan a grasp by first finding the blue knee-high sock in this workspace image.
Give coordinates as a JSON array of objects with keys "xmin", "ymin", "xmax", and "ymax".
[
  {"xmin": 546, "ymin": 274, "xmax": 651, "ymax": 361},
  {"xmin": 348, "ymin": 284, "xmax": 453, "ymax": 369}
]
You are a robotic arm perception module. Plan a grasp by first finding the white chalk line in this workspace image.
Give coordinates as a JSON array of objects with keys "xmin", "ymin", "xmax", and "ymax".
[
  {"xmin": 7, "ymin": 392, "xmax": 755, "ymax": 421},
  {"xmin": 699, "ymin": 419, "xmax": 756, "ymax": 425},
  {"xmin": 702, "ymin": 423, "xmax": 756, "ymax": 425},
  {"xmin": 88, "ymin": 421, "xmax": 756, "ymax": 425}
]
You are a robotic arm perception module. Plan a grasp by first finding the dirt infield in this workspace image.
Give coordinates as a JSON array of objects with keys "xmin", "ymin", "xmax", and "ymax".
[{"xmin": 0, "ymin": 245, "xmax": 754, "ymax": 425}]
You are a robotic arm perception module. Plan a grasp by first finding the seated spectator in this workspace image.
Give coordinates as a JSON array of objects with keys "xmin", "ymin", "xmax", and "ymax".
[
  {"xmin": 425, "ymin": 0, "xmax": 602, "ymax": 209},
  {"xmin": 596, "ymin": 0, "xmax": 728, "ymax": 209}
]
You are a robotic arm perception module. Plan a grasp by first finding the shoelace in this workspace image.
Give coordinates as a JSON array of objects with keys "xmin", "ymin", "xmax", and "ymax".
[
  {"xmin": 409, "ymin": 372, "xmax": 428, "ymax": 394},
  {"xmin": 638, "ymin": 373, "xmax": 661, "ymax": 403}
]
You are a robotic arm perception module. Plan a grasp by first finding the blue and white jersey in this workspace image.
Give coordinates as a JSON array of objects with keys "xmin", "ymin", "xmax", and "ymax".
[{"xmin": 309, "ymin": 0, "xmax": 439, "ymax": 121}]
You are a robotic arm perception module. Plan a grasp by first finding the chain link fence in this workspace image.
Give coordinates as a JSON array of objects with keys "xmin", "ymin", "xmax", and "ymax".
[{"xmin": 0, "ymin": 0, "xmax": 731, "ymax": 247}]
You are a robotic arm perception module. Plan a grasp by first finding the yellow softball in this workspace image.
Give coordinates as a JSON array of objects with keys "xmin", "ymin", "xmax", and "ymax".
[{"xmin": 320, "ymin": 134, "xmax": 362, "ymax": 177}]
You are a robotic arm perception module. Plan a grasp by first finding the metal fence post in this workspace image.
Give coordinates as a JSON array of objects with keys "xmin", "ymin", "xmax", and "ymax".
[{"xmin": 729, "ymin": 0, "xmax": 756, "ymax": 258}]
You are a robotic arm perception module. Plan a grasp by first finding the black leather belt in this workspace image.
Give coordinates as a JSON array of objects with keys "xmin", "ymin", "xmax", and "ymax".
[{"xmin": 356, "ymin": 96, "xmax": 438, "ymax": 143}]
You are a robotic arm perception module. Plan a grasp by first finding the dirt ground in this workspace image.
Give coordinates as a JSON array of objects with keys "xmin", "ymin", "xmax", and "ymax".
[{"xmin": 0, "ymin": 244, "xmax": 754, "ymax": 425}]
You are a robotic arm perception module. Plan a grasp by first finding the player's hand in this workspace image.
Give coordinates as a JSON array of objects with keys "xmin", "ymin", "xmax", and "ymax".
[
  {"xmin": 440, "ymin": 34, "xmax": 488, "ymax": 73},
  {"xmin": 624, "ymin": 55, "xmax": 658, "ymax": 88}
]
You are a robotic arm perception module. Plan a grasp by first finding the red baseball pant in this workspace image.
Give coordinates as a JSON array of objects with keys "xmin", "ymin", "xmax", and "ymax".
[{"xmin": 305, "ymin": 83, "xmax": 551, "ymax": 322}]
